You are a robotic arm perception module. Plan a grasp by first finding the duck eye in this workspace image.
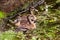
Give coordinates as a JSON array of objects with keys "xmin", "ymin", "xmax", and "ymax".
[
  {"xmin": 34, "ymin": 20, "xmax": 37, "ymax": 23},
  {"xmin": 31, "ymin": 19, "xmax": 34, "ymax": 21}
]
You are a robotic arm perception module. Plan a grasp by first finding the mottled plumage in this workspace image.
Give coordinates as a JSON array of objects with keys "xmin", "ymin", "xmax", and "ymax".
[{"xmin": 14, "ymin": 14, "xmax": 36, "ymax": 31}]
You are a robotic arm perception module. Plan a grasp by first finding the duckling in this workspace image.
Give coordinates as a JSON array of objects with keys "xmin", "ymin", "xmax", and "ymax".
[{"xmin": 13, "ymin": 8, "xmax": 36, "ymax": 31}]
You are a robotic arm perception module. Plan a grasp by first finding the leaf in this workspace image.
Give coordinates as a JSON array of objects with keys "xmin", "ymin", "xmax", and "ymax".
[
  {"xmin": 0, "ymin": 11, "xmax": 6, "ymax": 18},
  {"xmin": 31, "ymin": 36, "xmax": 36, "ymax": 40}
]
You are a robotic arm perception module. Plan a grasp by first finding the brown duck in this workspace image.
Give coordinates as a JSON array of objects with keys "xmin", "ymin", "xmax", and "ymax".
[{"xmin": 13, "ymin": 8, "xmax": 36, "ymax": 31}]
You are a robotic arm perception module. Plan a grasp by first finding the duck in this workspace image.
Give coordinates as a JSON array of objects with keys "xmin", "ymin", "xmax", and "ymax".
[{"xmin": 14, "ymin": 7, "xmax": 36, "ymax": 31}]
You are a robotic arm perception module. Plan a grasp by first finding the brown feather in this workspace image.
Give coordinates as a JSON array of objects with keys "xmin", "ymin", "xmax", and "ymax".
[{"xmin": 14, "ymin": 14, "xmax": 36, "ymax": 31}]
